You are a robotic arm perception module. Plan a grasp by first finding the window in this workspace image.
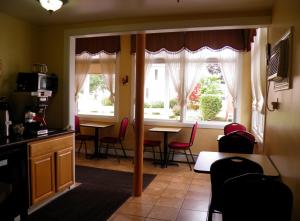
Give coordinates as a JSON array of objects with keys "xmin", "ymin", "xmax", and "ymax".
[
  {"xmin": 141, "ymin": 48, "xmax": 241, "ymax": 124},
  {"xmin": 77, "ymin": 52, "xmax": 118, "ymax": 118},
  {"xmin": 78, "ymin": 73, "xmax": 116, "ymax": 116}
]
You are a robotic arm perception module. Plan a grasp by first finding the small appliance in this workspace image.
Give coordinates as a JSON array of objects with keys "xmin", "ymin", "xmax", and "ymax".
[
  {"xmin": 0, "ymin": 97, "xmax": 12, "ymax": 137},
  {"xmin": 16, "ymin": 72, "xmax": 58, "ymax": 92}
]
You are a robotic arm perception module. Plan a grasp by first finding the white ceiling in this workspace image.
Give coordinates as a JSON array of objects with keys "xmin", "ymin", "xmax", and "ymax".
[{"xmin": 0, "ymin": 0, "xmax": 275, "ymax": 26}]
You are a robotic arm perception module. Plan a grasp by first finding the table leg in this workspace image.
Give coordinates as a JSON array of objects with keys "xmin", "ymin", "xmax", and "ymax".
[
  {"xmin": 163, "ymin": 132, "xmax": 168, "ymax": 168},
  {"xmin": 94, "ymin": 127, "xmax": 99, "ymax": 156},
  {"xmin": 88, "ymin": 127, "xmax": 99, "ymax": 159}
]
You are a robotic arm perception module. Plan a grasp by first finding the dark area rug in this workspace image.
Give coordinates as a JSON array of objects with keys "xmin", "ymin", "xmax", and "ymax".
[{"xmin": 28, "ymin": 165, "xmax": 156, "ymax": 221}]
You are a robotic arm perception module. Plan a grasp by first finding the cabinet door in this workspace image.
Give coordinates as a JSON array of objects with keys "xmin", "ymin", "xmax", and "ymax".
[
  {"xmin": 30, "ymin": 152, "xmax": 55, "ymax": 205},
  {"xmin": 56, "ymin": 147, "xmax": 74, "ymax": 192}
]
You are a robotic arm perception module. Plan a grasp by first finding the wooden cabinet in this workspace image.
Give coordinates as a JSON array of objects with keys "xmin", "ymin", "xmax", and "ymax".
[{"xmin": 28, "ymin": 134, "xmax": 74, "ymax": 205}]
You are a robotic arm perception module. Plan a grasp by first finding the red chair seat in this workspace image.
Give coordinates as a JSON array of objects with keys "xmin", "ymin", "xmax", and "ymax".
[
  {"xmin": 100, "ymin": 136, "xmax": 119, "ymax": 144},
  {"xmin": 168, "ymin": 142, "xmax": 190, "ymax": 149},
  {"xmin": 144, "ymin": 140, "xmax": 161, "ymax": 146}
]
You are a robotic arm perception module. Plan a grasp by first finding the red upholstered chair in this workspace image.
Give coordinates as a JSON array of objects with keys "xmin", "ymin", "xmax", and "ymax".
[
  {"xmin": 224, "ymin": 122, "xmax": 246, "ymax": 135},
  {"xmin": 99, "ymin": 117, "xmax": 128, "ymax": 161},
  {"xmin": 75, "ymin": 115, "xmax": 94, "ymax": 157},
  {"xmin": 167, "ymin": 122, "xmax": 198, "ymax": 170},
  {"xmin": 132, "ymin": 120, "xmax": 162, "ymax": 163}
]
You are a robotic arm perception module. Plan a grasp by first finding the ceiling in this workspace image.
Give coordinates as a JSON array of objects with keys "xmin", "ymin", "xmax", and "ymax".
[{"xmin": 0, "ymin": 0, "xmax": 275, "ymax": 26}]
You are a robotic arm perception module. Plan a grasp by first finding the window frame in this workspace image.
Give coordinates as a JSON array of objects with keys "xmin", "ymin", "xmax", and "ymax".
[
  {"xmin": 131, "ymin": 50, "xmax": 240, "ymax": 129},
  {"xmin": 77, "ymin": 57, "xmax": 119, "ymax": 122}
]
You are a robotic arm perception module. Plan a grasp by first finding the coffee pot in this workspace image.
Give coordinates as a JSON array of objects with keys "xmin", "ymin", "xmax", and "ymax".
[{"xmin": 0, "ymin": 97, "xmax": 12, "ymax": 137}]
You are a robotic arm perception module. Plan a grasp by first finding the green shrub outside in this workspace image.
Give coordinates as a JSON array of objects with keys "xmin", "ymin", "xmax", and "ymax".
[
  {"xmin": 151, "ymin": 101, "xmax": 164, "ymax": 108},
  {"xmin": 199, "ymin": 95, "xmax": 222, "ymax": 120},
  {"xmin": 144, "ymin": 102, "xmax": 151, "ymax": 108},
  {"xmin": 101, "ymin": 97, "xmax": 113, "ymax": 106},
  {"xmin": 169, "ymin": 98, "xmax": 178, "ymax": 108}
]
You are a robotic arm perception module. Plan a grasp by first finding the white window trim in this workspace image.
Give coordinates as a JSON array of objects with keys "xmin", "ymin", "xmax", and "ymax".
[
  {"xmin": 130, "ymin": 52, "xmax": 241, "ymax": 129},
  {"xmin": 76, "ymin": 55, "xmax": 120, "ymax": 121}
]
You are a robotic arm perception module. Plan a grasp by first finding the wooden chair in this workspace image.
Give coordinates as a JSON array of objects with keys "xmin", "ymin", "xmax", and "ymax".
[
  {"xmin": 99, "ymin": 117, "xmax": 128, "ymax": 162},
  {"xmin": 166, "ymin": 122, "xmax": 198, "ymax": 170}
]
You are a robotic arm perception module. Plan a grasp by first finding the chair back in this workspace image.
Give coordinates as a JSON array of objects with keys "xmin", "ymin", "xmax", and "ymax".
[
  {"xmin": 118, "ymin": 117, "xmax": 129, "ymax": 140},
  {"xmin": 234, "ymin": 130, "xmax": 255, "ymax": 143},
  {"xmin": 189, "ymin": 122, "xmax": 198, "ymax": 146},
  {"xmin": 222, "ymin": 173, "xmax": 293, "ymax": 221},
  {"xmin": 210, "ymin": 157, "xmax": 263, "ymax": 212},
  {"xmin": 219, "ymin": 131, "xmax": 254, "ymax": 154},
  {"xmin": 224, "ymin": 122, "xmax": 246, "ymax": 135},
  {"xmin": 75, "ymin": 115, "xmax": 80, "ymax": 133}
]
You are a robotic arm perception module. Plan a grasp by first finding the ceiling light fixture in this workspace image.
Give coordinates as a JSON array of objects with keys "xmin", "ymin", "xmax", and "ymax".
[{"xmin": 38, "ymin": 0, "xmax": 68, "ymax": 13}]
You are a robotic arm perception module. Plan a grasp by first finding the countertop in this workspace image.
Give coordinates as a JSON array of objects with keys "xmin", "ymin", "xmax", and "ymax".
[{"xmin": 0, "ymin": 129, "xmax": 75, "ymax": 149}]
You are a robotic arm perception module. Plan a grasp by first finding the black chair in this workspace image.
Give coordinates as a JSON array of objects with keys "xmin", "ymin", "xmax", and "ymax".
[
  {"xmin": 208, "ymin": 156, "xmax": 263, "ymax": 221},
  {"xmin": 222, "ymin": 173, "xmax": 293, "ymax": 221},
  {"xmin": 218, "ymin": 131, "xmax": 255, "ymax": 154}
]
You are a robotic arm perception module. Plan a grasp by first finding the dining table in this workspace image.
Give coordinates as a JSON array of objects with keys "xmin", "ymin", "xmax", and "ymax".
[
  {"xmin": 79, "ymin": 122, "xmax": 114, "ymax": 158},
  {"xmin": 149, "ymin": 127, "xmax": 182, "ymax": 167},
  {"xmin": 193, "ymin": 151, "xmax": 279, "ymax": 177}
]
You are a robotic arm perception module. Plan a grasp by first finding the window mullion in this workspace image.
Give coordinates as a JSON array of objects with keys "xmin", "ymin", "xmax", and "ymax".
[{"xmin": 180, "ymin": 55, "xmax": 186, "ymax": 123}]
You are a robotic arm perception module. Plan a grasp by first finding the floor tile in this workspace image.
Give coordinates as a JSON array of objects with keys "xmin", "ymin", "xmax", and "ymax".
[
  {"xmin": 128, "ymin": 194, "xmax": 160, "ymax": 206},
  {"xmin": 117, "ymin": 202, "xmax": 153, "ymax": 217},
  {"xmin": 176, "ymin": 209, "xmax": 207, "ymax": 221},
  {"xmin": 185, "ymin": 191, "xmax": 210, "ymax": 200},
  {"xmin": 76, "ymin": 154, "xmax": 213, "ymax": 221},
  {"xmin": 181, "ymin": 198, "xmax": 209, "ymax": 211},
  {"xmin": 147, "ymin": 205, "xmax": 180, "ymax": 221},
  {"xmin": 155, "ymin": 196, "xmax": 184, "ymax": 208},
  {"xmin": 109, "ymin": 213, "xmax": 145, "ymax": 221}
]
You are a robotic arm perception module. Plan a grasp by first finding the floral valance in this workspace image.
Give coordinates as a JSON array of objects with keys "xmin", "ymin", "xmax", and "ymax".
[
  {"xmin": 76, "ymin": 35, "xmax": 120, "ymax": 55},
  {"xmin": 131, "ymin": 29, "xmax": 256, "ymax": 53}
]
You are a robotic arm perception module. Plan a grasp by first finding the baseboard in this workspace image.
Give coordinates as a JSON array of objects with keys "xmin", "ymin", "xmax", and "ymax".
[{"xmin": 77, "ymin": 146, "xmax": 198, "ymax": 163}]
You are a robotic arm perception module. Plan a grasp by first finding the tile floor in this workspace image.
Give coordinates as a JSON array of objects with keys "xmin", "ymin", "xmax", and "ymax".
[{"xmin": 76, "ymin": 154, "xmax": 221, "ymax": 221}]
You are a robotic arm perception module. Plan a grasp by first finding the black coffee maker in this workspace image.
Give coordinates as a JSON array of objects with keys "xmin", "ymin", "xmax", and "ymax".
[{"xmin": 0, "ymin": 97, "xmax": 12, "ymax": 137}]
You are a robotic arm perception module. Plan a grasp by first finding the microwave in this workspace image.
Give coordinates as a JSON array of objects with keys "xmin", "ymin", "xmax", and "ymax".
[{"xmin": 16, "ymin": 72, "xmax": 58, "ymax": 92}]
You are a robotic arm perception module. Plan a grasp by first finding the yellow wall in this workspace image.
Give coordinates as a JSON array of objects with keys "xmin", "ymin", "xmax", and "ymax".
[
  {"xmin": 240, "ymin": 52, "xmax": 252, "ymax": 130},
  {"xmin": 265, "ymin": 0, "xmax": 300, "ymax": 220},
  {"xmin": 0, "ymin": 13, "xmax": 38, "ymax": 96},
  {"xmin": 0, "ymin": 12, "xmax": 253, "ymax": 154}
]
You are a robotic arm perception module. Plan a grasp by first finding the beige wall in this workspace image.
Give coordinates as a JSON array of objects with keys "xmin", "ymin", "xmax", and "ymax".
[
  {"xmin": 265, "ymin": 0, "xmax": 300, "ymax": 220},
  {"xmin": 0, "ymin": 13, "xmax": 38, "ymax": 97}
]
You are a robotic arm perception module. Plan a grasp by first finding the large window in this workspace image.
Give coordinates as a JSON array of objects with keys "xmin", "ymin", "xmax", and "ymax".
[
  {"xmin": 78, "ymin": 73, "xmax": 116, "ymax": 116},
  {"xmin": 142, "ymin": 48, "xmax": 241, "ymax": 124},
  {"xmin": 76, "ymin": 52, "xmax": 118, "ymax": 118}
]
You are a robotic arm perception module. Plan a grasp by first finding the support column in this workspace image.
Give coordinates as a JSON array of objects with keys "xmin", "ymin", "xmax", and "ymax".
[{"xmin": 133, "ymin": 33, "xmax": 145, "ymax": 196}]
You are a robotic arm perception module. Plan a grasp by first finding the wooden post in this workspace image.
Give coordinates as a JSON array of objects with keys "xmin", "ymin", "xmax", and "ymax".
[{"xmin": 133, "ymin": 33, "xmax": 145, "ymax": 196}]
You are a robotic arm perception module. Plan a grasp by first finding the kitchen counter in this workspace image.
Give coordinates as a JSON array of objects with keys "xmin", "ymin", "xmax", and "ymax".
[
  {"xmin": 0, "ymin": 129, "xmax": 74, "ymax": 149},
  {"xmin": 0, "ymin": 129, "xmax": 75, "ymax": 220}
]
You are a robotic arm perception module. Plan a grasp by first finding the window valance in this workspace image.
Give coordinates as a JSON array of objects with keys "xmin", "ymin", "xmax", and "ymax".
[
  {"xmin": 131, "ymin": 29, "xmax": 256, "ymax": 53},
  {"xmin": 76, "ymin": 35, "xmax": 120, "ymax": 55}
]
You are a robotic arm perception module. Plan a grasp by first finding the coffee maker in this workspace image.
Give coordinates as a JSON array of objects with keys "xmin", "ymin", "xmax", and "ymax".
[
  {"xmin": 25, "ymin": 90, "xmax": 52, "ymax": 135},
  {"xmin": 0, "ymin": 97, "xmax": 12, "ymax": 137}
]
